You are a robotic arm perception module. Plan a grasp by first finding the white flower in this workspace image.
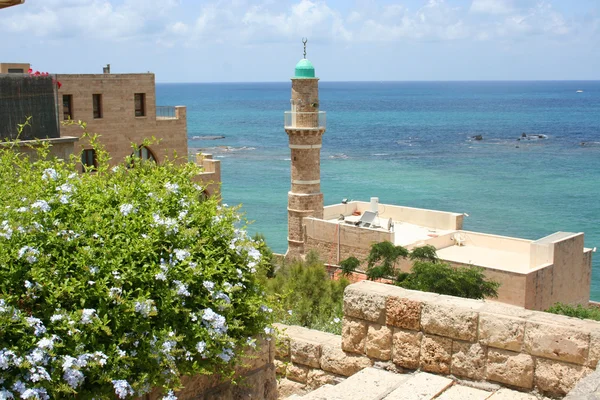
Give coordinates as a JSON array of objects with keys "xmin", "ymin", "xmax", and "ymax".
[
  {"xmin": 89, "ymin": 266, "xmax": 99, "ymax": 274},
  {"xmin": 59, "ymin": 194, "xmax": 70, "ymax": 204},
  {"xmin": 42, "ymin": 168, "xmax": 58, "ymax": 181},
  {"xmin": 26, "ymin": 317, "xmax": 46, "ymax": 336},
  {"xmin": 63, "ymin": 368, "xmax": 85, "ymax": 389},
  {"xmin": 264, "ymin": 327, "xmax": 273, "ymax": 335},
  {"xmin": 174, "ymin": 249, "xmax": 190, "ymax": 261},
  {"xmin": 195, "ymin": 341, "xmax": 206, "ymax": 355},
  {"xmin": 36, "ymin": 338, "xmax": 54, "ymax": 350},
  {"xmin": 80, "ymin": 309, "xmax": 96, "ymax": 325},
  {"xmin": 111, "ymin": 166, "xmax": 120, "ymax": 173},
  {"xmin": 18, "ymin": 246, "xmax": 39, "ymax": 264},
  {"xmin": 31, "ymin": 200, "xmax": 51, "ymax": 213},
  {"xmin": 119, "ymin": 203, "xmax": 135, "ymax": 216},
  {"xmin": 50, "ymin": 314, "xmax": 63, "ymax": 322},
  {"xmin": 162, "ymin": 390, "xmax": 177, "ymax": 400},
  {"xmin": 287, "ymin": 310, "xmax": 293, "ymax": 315},
  {"xmin": 173, "ymin": 280, "xmax": 190, "ymax": 297},
  {"xmin": 201, "ymin": 308, "xmax": 227, "ymax": 335},
  {"xmin": 246, "ymin": 337, "xmax": 257, "ymax": 349},
  {"xmin": 165, "ymin": 182, "xmax": 179, "ymax": 193},
  {"xmin": 218, "ymin": 348, "xmax": 234, "ymax": 362},
  {"xmin": 112, "ymin": 380, "xmax": 134, "ymax": 399},
  {"xmin": 203, "ymin": 281, "xmax": 215, "ymax": 292},
  {"xmin": 20, "ymin": 388, "xmax": 49, "ymax": 400},
  {"xmin": 29, "ymin": 366, "xmax": 51, "ymax": 382},
  {"xmin": 333, "ymin": 317, "xmax": 341, "ymax": 323},
  {"xmin": 88, "ymin": 281, "xmax": 95, "ymax": 286},
  {"xmin": 0, "ymin": 220, "xmax": 12, "ymax": 240},
  {"xmin": 155, "ymin": 272, "xmax": 167, "ymax": 281},
  {"xmin": 134, "ymin": 300, "xmax": 157, "ymax": 317},
  {"xmin": 56, "ymin": 183, "xmax": 73, "ymax": 193},
  {"xmin": 0, "ymin": 388, "xmax": 14, "ymax": 399}
]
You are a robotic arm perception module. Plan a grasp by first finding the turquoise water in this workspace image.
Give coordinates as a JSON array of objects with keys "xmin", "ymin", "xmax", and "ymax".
[{"xmin": 156, "ymin": 81, "xmax": 600, "ymax": 299}]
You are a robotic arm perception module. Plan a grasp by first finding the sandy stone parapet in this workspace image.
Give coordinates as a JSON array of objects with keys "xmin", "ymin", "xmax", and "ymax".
[{"xmin": 276, "ymin": 281, "xmax": 600, "ymax": 398}]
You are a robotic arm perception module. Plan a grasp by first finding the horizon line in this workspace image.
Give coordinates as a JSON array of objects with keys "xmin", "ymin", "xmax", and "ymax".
[{"xmin": 155, "ymin": 79, "xmax": 600, "ymax": 84}]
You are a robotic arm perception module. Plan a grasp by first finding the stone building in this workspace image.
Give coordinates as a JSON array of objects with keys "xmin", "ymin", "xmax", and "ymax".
[
  {"xmin": 0, "ymin": 63, "xmax": 220, "ymax": 197},
  {"xmin": 282, "ymin": 57, "xmax": 593, "ymax": 311}
]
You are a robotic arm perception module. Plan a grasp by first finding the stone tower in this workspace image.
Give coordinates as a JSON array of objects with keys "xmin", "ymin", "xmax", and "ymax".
[{"xmin": 284, "ymin": 51, "xmax": 326, "ymax": 258}]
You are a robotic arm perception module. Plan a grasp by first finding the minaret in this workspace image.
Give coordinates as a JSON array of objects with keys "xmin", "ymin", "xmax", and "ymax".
[{"xmin": 284, "ymin": 39, "xmax": 326, "ymax": 258}]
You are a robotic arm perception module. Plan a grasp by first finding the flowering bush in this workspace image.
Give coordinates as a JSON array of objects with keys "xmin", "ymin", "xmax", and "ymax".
[{"xmin": 0, "ymin": 134, "xmax": 272, "ymax": 399}]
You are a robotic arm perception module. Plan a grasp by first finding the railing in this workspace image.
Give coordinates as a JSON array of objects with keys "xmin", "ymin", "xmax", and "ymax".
[
  {"xmin": 284, "ymin": 111, "xmax": 326, "ymax": 129},
  {"xmin": 156, "ymin": 106, "xmax": 176, "ymax": 119}
]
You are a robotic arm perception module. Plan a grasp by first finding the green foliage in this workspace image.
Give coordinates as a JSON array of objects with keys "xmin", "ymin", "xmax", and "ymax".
[
  {"xmin": 342, "ymin": 241, "xmax": 500, "ymax": 300},
  {"xmin": 546, "ymin": 303, "xmax": 600, "ymax": 321},
  {"xmin": 409, "ymin": 244, "xmax": 438, "ymax": 263},
  {"xmin": 0, "ymin": 126, "xmax": 272, "ymax": 399},
  {"xmin": 339, "ymin": 256, "xmax": 360, "ymax": 277},
  {"xmin": 263, "ymin": 252, "xmax": 349, "ymax": 335},
  {"xmin": 253, "ymin": 233, "xmax": 274, "ymax": 278},
  {"xmin": 396, "ymin": 261, "xmax": 499, "ymax": 300},
  {"xmin": 366, "ymin": 241, "xmax": 409, "ymax": 277}
]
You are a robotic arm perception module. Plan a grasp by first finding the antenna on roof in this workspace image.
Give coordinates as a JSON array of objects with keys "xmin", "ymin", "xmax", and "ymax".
[{"xmin": 302, "ymin": 37, "xmax": 308, "ymax": 59}]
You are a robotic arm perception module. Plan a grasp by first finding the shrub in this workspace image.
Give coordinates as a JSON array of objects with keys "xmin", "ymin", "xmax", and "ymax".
[
  {"xmin": 263, "ymin": 252, "xmax": 349, "ymax": 335},
  {"xmin": 342, "ymin": 241, "xmax": 500, "ymax": 300},
  {"xmin": 396, "ymin": 261, "xmax": 499, "ymax": 299},
  {"xmin": 0, "ymin": 132, "xmax": 272, "ymax": 399},
  {"xmin": 547, "ymin": 303, "xmax": 600, "ymax": 321}
]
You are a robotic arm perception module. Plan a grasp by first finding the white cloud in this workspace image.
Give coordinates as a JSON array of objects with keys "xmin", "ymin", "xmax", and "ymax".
[{"xmin": 470, "ymin": 0, "xmax": 513, "ymax": 15}]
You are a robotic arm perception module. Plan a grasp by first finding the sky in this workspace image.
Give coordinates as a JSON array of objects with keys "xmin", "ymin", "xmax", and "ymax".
[{"xmin": 0, "ymin": 0, "xmax": 598, "ymax": 82}]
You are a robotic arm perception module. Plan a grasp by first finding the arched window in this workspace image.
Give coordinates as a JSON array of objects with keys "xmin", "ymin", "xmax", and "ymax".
[{"xmin": 133, "ymin": 146, "xmax": 156, "ymax": 163}]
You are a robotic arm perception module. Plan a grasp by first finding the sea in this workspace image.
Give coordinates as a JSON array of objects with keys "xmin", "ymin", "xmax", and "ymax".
[{"xmin": 156, "ymin": 81, "xmax": 600, "ymax": 300}]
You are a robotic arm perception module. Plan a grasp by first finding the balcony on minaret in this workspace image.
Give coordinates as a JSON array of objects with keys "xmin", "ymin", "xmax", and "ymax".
[{"xmin": 284, "ymin": 111, "xmax": 326, "ymax": 130}]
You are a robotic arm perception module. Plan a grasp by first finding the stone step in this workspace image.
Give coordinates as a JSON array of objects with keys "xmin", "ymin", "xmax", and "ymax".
[
  {"xmin": 301, "ymin": 367, "xmax": 408, "ymax": 400},
  {"xmin": 436, "ymin": 385, "xmax": 491, "ymax": 400},
  {"xmin": 383, "ymin": 372, "xmax": 454, "ymax": 400}
]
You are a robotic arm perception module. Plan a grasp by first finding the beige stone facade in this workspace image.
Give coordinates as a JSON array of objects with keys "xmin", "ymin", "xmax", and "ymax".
[
  {"xmin": 55, "ymin": 72, "xmax": 220, "ymax": 197},
  {"xmin": 0, "ymin": 62, "xmax": 29, "ymax": 73}
]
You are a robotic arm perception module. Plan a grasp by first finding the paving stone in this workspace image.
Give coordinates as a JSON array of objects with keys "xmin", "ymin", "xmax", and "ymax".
[
  {"xmin": 303, "ymin": 368, "xmax": 406, "ymax": 400},
  {"xmin": 487, "ymin": 388, "xmax": 539, "ymax": 400},
  {"xmin": 384, "ymin": 372, "xmax": 454, "ymax": 400},
  {"xmin": 436, "ymin": 385, "xmax": 491, "ymax": 400}
]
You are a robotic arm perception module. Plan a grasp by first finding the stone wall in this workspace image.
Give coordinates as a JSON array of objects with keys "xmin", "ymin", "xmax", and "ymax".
[
  {"xmin": 276, "ymin": 281, "xmax": 600, "ymax": 398},
  {"xmin": 146, "ymin": 338, "xmax": 277, "ymax": 400}
]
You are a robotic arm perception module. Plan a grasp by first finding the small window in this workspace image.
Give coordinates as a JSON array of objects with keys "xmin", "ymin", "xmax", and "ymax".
[
  {"xmin": 63, "ymin": 95, "xmax": 73, "ymax": 120},
  {"xmin": 93, "ymin": 94, "xmax": 102, "ymax": 119},
  {"xmin": 81, "ymin": 149, "xmax": 97, "ymax": 172},
  {"xmin": 134, "ymin": 93, "xmax": 146, "ymax": 117},
  {"xmin": 7, "ymin": 68, "xmax": 24, "ymax": 73}
]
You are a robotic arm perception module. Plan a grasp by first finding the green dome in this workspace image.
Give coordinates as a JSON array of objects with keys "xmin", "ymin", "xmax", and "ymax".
[{"xmin": 294, "ymin": 58, "xmax": 315, "ymax": 78}]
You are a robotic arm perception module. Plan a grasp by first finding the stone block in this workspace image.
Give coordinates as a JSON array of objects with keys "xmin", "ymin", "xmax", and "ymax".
[
  {"xmin": 384, "ymin": 372, "xmax": 453, "ymax": 400},
  {"xmin": 420, "ymin": 334, "xmax": 452, "ymax": 374},
  {"xmin": 275, "ymin": 359, "xmax": 287, "ymax": 376},
  {"xmin": 365, "ymin": 324, "xmax": 393, "ymax": 360},
  {"xmin": 479, "ymin": 313, "xmax": 525, "ymax": 352},
  {"xmin": 392, "ymin": 329, "xmax": 422, "ymax": 370},
  {"xmin": 524, "ymin": 322, "xmax": 589, "ymax": 365},
  {"xmin": 277, "ymin": 378, "xmax": 307, "ymax": 399},
  {"xmin": 535, "ymin": 358, "xmax": 593, "ymax": 396},
  {"xmin": 436, "ymin": 385, "xmax": 491, "ymax": 400},
  {"xmin": 386, "ymin": 296, "xmax": 421, "ymax": 330},
  {"xmin": 421, "ymin": 303, "xmax": 478, "ymax": 342},
  {"xmin": 344, "ymin": 286, "xmax": 386, "ymax": 324},
  {"xmin": 341, "ymin": 317, "xmax": 367, "ymax": 354},
  {"xmin": 287, "ymin": 363, "xmax": 310, "ymax": 384},
  {"xmin": 275, "ymin": 335, "xmax": 290, "ymax": 359},
  {"xmin": 306, "ymin": 369, "xmax": 338, "ymax": 390},
  {"xmin": 291, "ymin": 338, "xmax": 322, "ymax": 368},
  {"xmin": 586, "ymin": 331, "xmax": 600, "ymax": 368},
  {"xmin": 486, "ymin": 349, "xmax": 534, "ymax": 389},
  {"xmin": 320, "ymin": 344, "xmax": 373, "ymax": 377},
  {"xmin": 486, "ymin": 388, "xmax": 538, "ymax": 400},
  {"xmin": 451, "ymin": 341, "xmax": 486, "ymax": 380}
]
